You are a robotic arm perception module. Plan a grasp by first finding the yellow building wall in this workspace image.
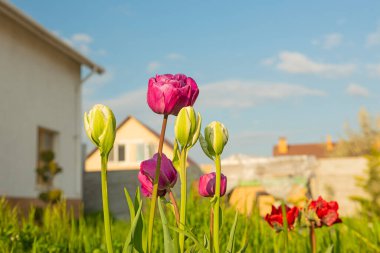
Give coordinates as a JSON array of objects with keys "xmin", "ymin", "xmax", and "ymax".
[{"xmin": 85, "ymin": 117, "xmax": 174, "ymax": 172}]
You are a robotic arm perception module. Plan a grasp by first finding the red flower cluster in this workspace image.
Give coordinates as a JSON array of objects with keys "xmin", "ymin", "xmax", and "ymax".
[
  {"xmin": 308, "ymin": 196, "xmax": 342, "ymax": 227},
  {"xmin": 265, "ymin": 205, "xmax": 299, "ymax": 232},
  {"xmin": 265, "ymin": 196, "xmax": 342, "ymax": 232}
]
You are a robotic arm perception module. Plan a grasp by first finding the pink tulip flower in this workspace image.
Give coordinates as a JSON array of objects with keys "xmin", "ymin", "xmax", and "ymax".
[
  {"xmin": 138, "ymin": 153, "xmax": 178, "ymax": 197},
  {"xmin": 147, "ymin": 74, "xmax": 199, "ymax": 116},
  {"xmin": 198, "ymin": 172, "xmax": 227, "ymax": 197}
]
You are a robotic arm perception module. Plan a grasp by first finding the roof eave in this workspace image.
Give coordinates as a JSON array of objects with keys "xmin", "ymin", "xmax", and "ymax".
[{"xmin": 0, "ymin": 0, "xmax": 104, "ymax": 74}]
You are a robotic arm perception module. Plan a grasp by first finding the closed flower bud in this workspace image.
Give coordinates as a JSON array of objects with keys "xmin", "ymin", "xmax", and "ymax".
[
  {"xmin": 200, "ymin": 121, "xmax": 228, "ymax": 159},
  {"xmin": 174, "ymin": 106, "xmax": 202, "ymax": 149},
  {"xmin": 84, "ymin": 104, "xmax": 116, "ymax": 157},
  {"xmin": 198, "ymin": 172, "xmax": 227, "ymax": 197}
]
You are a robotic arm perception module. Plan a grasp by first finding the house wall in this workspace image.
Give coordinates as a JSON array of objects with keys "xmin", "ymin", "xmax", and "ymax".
[
  {"xmin": 0, "ymin": 13, "xmax": 82, "ymax": 199},
  {"xmin": 311, "ymin": 157, "xmax": 368, "ymax": 216}
]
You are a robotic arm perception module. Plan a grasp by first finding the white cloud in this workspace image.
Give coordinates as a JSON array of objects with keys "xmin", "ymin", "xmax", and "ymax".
[
  {"xmin": 54, "ymin": 32, "xmax": 106, "ymax": 56},
  {"xmin": 147, "ymin": 61, "xmax": 161, "ymax": 73},
  {"xmin": 346, "ymin": 83, "xmax": 369, "ymax": 97},
  {"xmin": 198, "ymin": 80, "xmax": 326, "ymax": 108},
  {"xmin": 367, "ymin": 64, "xmax": 380, "ymax": 77},
  {"xmin": 71, "ymin": 33, "xmax": 93, "ymax": 44},
  {"xmin": 167, "ymin": 53, "xmax": 185, "ymax": 60},
  {"xmin": 260, "ymin": 57, "xmax": 276, "ymax": 66},
  {"xmin": 83, "ymin": 70, "xmax": 114, "ymax": 95},
  {"xmin": 366, "ymin": 26, "xmax": 380, "ymax": 47},
  {"xmin": 322, "ymin": 33, "xmax": 343, "ymax": 49},
  {"xmin": 276, "ymin": 51, "xmax": 356, "ymax": 77},
  {"xmin": 312, "ymin": 33, "xmax": 343, "ymax": 49}
]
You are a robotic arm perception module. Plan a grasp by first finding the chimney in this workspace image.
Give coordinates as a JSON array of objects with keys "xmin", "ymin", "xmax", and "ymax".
[
  {"xmin": 278, "ymin": 137, "xmax": 288, "ymax": 154},
  {"xmin": 326, "ymin": 135, "xmax": 334, "ymax": 151}
]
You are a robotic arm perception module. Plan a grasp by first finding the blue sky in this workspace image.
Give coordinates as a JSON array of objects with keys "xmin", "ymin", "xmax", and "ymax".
[{"xmin": 12, "ymin": 1, "xmax": 380, "ymax": 163}]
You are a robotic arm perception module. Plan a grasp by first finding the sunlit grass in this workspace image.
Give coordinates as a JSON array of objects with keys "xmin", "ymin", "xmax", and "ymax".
[{"xmin": 0, "ymin": 197, "xmax": 379, "ymax": 252}]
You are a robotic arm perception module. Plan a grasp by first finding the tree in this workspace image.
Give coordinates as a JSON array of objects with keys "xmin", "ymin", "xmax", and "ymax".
[
  {"xmin": 333, "ymin": 108, "xmax": 380, "ymax": 157},
  {"xmin": 350, "ymin": 149, "xmax": 380, "ymax": 218}
]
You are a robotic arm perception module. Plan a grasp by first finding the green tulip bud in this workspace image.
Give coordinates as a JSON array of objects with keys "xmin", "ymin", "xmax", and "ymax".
[
  {"xmin": 201, "ymin": 121, "xmax": 228, "ymax": 158},
  {"xmin": 84, "ymin": 104, "xmax": 116, "ymax": 157},
  {"xmin": 174, "ymin": 106, "xmax": 202, "ymax": 150}
]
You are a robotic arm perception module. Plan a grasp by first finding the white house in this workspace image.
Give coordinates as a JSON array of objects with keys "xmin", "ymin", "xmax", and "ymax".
[{"xmin": 0, "ymin": 0, "xmax": 103, "ymax": 212}]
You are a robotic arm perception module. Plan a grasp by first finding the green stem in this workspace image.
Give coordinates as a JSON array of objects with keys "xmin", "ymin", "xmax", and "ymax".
[
  {"xmin": 210, "ymin": 206, "xmax": 214, "ymax": 253},
  {"xmin": 168, "ymin": 190, "xmax": 180, "ymax": 227},
  {"xmin": 101, "ymin": 155, "xmax": 113, "ymax": 253},
  {"xmin": 310, "ymin": 221, "xmax": 316, "ymax": 253},
  {"xmin": 281, "ymin": 201, "xmax": 289, "ymax": 253},
  {"xmin": 213, "ymin": 155, "xmax": 221, "ymax": 253},
  {"xmin": 147, "ymin": 114, "xmax": 168, "ymax": 253},
  {"xmin": 179, "ymin": 149, "xmax": 188, "ymax": 253}
]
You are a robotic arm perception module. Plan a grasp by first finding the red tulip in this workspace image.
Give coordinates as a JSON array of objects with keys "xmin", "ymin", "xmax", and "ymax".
[
  {"xmin": 147, "ymin": 74, "xmax": 199, "ymax": 116},
  {"xmin": 138, "ymin": 153, "xmax": 177, "ymax": 197},
  {"xmin": 198, "ymin": 172, "xmax": 227, "ymax": 197},
  {"xmin": 308, "ymin": 196, "xmax": 342, "ymax": 227},
  {"xmin": 265, "ymin": 205, "xmax": 299, "ymax": 232}
]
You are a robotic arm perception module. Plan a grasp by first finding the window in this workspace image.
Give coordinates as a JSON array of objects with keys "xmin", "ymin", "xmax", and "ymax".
[
  {"xmin": 136, "ymin": 143, "xmax": 145, "ymax": 162},
  {"xmin": 147, "ymin": 143, "xmax": 157, "ymax": 158},
  {"xmin": 37, "ymin": 127, "xmax": 58, "ymax": 184},
  {"xmin": 109, "ymin": 148, "xmax": 114, "ymax": 161},
  {"xmin": 118, "ymin": 144, "xmax": 126, "ymax": 161}
]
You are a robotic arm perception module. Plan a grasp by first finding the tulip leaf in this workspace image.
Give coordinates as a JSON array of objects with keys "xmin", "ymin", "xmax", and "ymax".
[
  {"xmin": 124, "ymin": 187, "xmax": 135, "ymax": 223},
  {"xmin": 123, "ymin": 200, "xmax": 143, "ymax": 253},
  {"xmin": 199, "ymin": 134, "xmax": 214, "ymax": 160},
  {"xmin": 172, "ymin": 141, "xmax": 181, "ymax": 171},
  {"xmin": 225, "ymin": 211, "xmax": 239, "ymax": 253},
  {"xmin": 158, "ymin": 198, "xmax": 176, "ymax": 253},
  {"xmin": 324, "ymin": 245, "xmax": 334, "ymax": 253},
  {"xmin": 189, "ymin": 112, "xmax": 202, "ymax": 148},
  {"xmin": 167, "ymin": 225, "xmax": 208, "ymax": 252}
]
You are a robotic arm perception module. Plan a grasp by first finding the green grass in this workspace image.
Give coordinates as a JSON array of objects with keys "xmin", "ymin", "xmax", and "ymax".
[{"xmin": 0, "ymin": 197, "xmax": 379, "ymax": 253}]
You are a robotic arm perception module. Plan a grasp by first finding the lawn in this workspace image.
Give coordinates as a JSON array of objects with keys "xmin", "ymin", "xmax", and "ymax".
[{"xmin": 0, "ymin": 196, "xmax": 379, "ymax": 253}]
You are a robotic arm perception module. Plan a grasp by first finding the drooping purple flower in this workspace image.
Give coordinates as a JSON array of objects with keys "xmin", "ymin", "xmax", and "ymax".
[
  {"xmin": 147, "ymin": 74, "xmax": 199, "ymax": 116},
  {"xmin": 138, "ymin": 153, "xmax": 178, "ymax": 197},
  {"xmin": 198, "ymin": 172, "xmax": 227, "ymax": 197}
]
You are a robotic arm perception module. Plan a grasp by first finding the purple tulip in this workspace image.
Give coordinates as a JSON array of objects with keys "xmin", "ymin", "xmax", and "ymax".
[
  {"xmin": 147, "ymin": 74, "xmax": 199, "ymax": 116},
  {"xmin": 138, "ymin": 153, "xmax": 178, "ymax": 197},
  {"xmin": 198, "ymin": 172, "xmax": 227, "ymax": 197}
]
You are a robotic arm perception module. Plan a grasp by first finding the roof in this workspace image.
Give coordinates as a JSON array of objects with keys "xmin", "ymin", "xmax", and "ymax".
[
  {"xmin": 86, "ymin": 115, "xmax": 199, "ymax": 167},
  {"xmin": 0, "ymin": 0, "xmax": 104, "ymax": 74},
  {"xmin": 273, "ymin": 143, "xmax": 336, "ymax": 158}
]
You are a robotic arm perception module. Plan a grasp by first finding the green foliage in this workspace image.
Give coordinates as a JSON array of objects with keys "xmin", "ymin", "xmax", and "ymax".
[
  {"xmin": 351, "ymin": 149, "xmax": 380, "ymax": 218},
  {"xmin": 333, "ymin": 108, "xmax": 380, "ymax": 157},
  {"xmin": 36, "ymin": 150, "xmax": 63, "ymax": 204},
  {"xmin": 0, "ymin": 197, "xmax": 380, "ymax": 252}
]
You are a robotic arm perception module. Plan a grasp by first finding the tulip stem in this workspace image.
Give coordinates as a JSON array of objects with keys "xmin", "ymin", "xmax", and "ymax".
[
  {"xmin": 213, "ymin": 155, "xmax": 221, "ymax": 253},
  {"xmin": 101, "ymin": 155, "xmax": 113, "ymax": 253},
  {"xmin": 281, "ymin": 201, "xmax": 289, "ymax": 253},
  {"xmin": 147, "ymin": 114, "xmax": 168, "ymax": 253},
  {"xmin": 210, "ymin": 206, "xmax": 214, "ymax": 253},
  {"xmin": 310, "ymin": 221, "xmax": 317, "ymax": 253},
  {"xmin": 179, "ymin": 149, "xmax": 188, "ymax": 253},
  {"xmin": 168, "ymin": 190, "xmax": 180, "ymax": 227}
]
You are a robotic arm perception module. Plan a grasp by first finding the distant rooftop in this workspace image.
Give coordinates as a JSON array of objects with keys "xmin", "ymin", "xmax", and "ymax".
[{"xmin": 273, "ymin": 136, "xmax": 336, "ymax": 158}]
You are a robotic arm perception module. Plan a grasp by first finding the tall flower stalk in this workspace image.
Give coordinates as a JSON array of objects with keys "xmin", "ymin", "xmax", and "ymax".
[
  {"xmin": 147, "ymin": 114, "xmax": 168, "ymax": 253},
  {"xmin": 173, "ymin": 106, "xmax": 202, "ymax": 252},
  {"xmin": 84, "ymin": 104, "xmax": 116, "ymax": 253},
  {"xmin": 145, "ymin": 74, "xmax": 199, "ymax": 252},
  {"xmin": 199, "ymin": 121, "xmax": 229, "ymax": 253}
]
